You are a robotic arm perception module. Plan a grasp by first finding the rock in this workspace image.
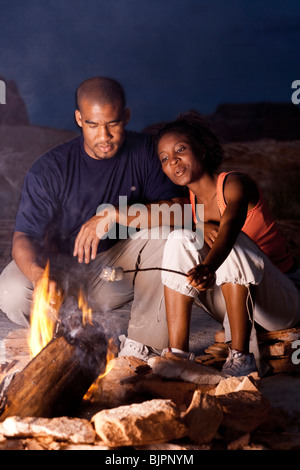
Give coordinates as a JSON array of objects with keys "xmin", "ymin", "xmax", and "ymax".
[
  {"xmin": 183, "ymin": 390, "xmax": 223, "ymax": 444},
  {"xmin": 227, "ymin": 433, "xmax": 251, "ymax": 450},
  {"xmin": 252, "ymin": 431, "xmax": 300, "ymax": 450},
  {"xmin": 91, "ymin": 399, "xmax": 187, "ymax": 447},
  {"xmin": 214, "ymin": 377, "xmax": 242, "ymax": 396},
  {"xmin": 217, "ymin": 391, "xmax": 271, "ymax": 433},
  {"xmin": 215, "ymin": 374, "xmax": 260, "ymax": 396},
  {"xmin": 259, "ymin": 374, "xmax": 300, "ymax": 419},
  {"xmin": 0, "ymin": 76, "xmax": 29, "ymax": 125},
  {"xmin": 235, "ymin": 375, "xmax": 260, "ymax": 392},
  {"xmin": 1, "ymin": 416, "xmax": 96, "ymax": 444}
]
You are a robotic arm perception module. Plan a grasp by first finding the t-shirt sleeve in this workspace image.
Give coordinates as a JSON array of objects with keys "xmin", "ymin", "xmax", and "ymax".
[
  {"xmin": 142, "ymin": 137, "xmax": 188, "ymax": 202},
  {"xmin": 14, "ymin": 166, "xmax": 58, "ymax": 240}
]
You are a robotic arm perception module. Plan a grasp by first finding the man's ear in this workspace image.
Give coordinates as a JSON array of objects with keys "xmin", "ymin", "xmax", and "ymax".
[
  {"xmin": 123, "ymin": 108, "xmax": 131, "ymax": 126},
  {"xmin": 75, "ymin": 109, "xmax": 82, "ymax": 128}
]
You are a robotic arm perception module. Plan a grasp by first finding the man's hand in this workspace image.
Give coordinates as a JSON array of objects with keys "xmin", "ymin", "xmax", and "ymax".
[
  {"xmin": 33, "ymin": 276, "xmax": 60, "ymax": 304},
  {"xmin": 186, "ymin": 264, "xmax": 216, "ymax": 291},
  {"xmin": 73, "ymin": 208, "xmax": 116, "ymax": 263}
]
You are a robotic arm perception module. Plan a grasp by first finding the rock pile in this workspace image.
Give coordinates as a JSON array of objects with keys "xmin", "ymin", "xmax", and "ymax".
[{"xmin": 0, "ymin": 330, "xmax": 300, "ymax": 450}]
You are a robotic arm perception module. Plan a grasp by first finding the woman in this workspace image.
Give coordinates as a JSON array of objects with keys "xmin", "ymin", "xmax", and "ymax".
[{"xmin": 156, "ymin": 111, "xmax": 300, "ymax": 376}]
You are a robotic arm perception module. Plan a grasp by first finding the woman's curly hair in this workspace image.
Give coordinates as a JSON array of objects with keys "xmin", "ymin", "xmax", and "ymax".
[{"xmin": 154, "ymin": 110, "xmax": 224, "ymax": 174}]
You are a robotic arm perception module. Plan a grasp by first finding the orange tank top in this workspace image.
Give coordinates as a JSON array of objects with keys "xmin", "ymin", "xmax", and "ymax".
[{"xmin": 190, "ymin": 171, "xmax": 294, "ymax": 273}]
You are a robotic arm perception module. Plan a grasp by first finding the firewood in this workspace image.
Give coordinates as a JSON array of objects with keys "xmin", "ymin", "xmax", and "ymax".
[
  {"xmin": 215, "ymin": 327, "xmax": 300, "ymax": 344},
  {"xmin": 268, "ymin": 356, "xmax": 300, "ymax": 374},
  {"xmin": 0, "ymin": 316, "xmax": 108, "ymax": 420},
  {"xmin": 205, "ymin": 343, "xmax": 228, "ymax": 357},
  {"xmin": 84, "ymin": 356, "xmax": 216, "ymax": 411}
]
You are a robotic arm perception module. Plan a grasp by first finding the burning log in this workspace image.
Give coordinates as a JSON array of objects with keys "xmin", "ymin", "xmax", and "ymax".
[{"xmin": 0, "ymin": 313, "xmax": 108, "ymax": 421}]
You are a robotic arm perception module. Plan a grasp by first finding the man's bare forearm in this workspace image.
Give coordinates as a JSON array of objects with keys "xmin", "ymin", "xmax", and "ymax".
[{"xmin": 12, "ymin": 231, "xmax": 46, "ymax": 285}]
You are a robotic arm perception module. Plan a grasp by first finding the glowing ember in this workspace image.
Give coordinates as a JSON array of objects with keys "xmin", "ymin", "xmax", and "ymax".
[
  {"xmin": 29, "ymin": 262, "xmax": 63, "ymax": 358},
  {"xmin": 84, "ymin": 338, "xmax": 117, "ymax": 400}
]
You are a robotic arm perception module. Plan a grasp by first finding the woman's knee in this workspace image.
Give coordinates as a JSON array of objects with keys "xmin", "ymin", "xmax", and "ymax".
[{"xmin": 0, "ymin": 262, "xmax": 32, "ymax": 326}]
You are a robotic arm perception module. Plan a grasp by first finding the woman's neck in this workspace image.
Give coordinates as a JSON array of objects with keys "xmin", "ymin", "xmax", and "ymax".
[{"xmin": 188, "ymin": 173, "xmax": 219, "ymax": 204}]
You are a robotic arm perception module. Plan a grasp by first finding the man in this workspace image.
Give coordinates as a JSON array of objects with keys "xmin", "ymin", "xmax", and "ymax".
[{"xmin": 0, "ymin": 77, "xmax": 187, "ymax": 357}]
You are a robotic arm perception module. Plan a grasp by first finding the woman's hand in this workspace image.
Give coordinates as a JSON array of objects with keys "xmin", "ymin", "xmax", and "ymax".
[
  {"xmin": 203, "ymin": 222, "xmax": 219, "ymax": 248},
  {"xmin": 186, "ymin": 263, "xmax": 216, "ymax": 291}
]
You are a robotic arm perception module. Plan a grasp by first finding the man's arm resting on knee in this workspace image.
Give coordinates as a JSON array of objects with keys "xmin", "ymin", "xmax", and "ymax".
[{"xmin": 73, "ymin": 197, "xmax": 189, "ymax": 264}]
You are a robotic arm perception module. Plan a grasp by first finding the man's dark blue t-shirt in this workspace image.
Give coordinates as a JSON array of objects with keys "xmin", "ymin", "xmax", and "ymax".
[{"xmin": 15, "ymin": 131, "xmax": 186, "ymax": 254}]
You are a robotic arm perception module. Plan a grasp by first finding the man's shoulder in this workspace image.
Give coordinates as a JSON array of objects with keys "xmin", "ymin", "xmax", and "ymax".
[
  {"xmin": 124, "ymin": 130, "xmax": 153, "ymax": 150},
  {"xmin": 43, "ymin": 134, "xmax": 82, "ymax": 159},
  {"xmin": 123, "ymin": 131, "xmax": 156, "ymax": 164},
  {"xmin": 30, "ymin": 135, "xmax": 82, "ymax": 171}
]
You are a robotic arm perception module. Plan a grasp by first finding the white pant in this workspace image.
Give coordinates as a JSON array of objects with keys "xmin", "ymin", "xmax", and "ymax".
[{"xmin": 162, "ymin": 229, "xmax": 300, "ymax": 337}]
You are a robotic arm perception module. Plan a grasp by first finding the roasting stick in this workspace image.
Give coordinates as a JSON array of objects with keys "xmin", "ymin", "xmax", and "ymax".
[{"xmin": 100, "ymin": 266, "xmax": 195, "ymax": 282}]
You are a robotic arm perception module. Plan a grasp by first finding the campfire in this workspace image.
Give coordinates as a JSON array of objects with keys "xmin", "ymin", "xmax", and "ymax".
[
  {"xmin": 0, "ymin": 263, "xmax": 300, "ymax": 450},
  {"xmin": 0, "ymin": 262, "xmax": 113, "ymax": 421}
]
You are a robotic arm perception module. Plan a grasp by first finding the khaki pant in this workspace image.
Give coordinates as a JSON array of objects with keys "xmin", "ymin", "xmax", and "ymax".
[{"xmin": 0, "ymin": 227, "xmax": 171, "ymax": 350}]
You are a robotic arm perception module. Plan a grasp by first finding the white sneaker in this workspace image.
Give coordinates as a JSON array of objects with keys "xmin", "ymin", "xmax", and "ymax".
[
  {"xmin": 118, "ymin": 335, "xmax": 160, "ymax": 361},
  {"xmin": 222, "ymin": 348, "xmax": 257, "ymax": 377}
]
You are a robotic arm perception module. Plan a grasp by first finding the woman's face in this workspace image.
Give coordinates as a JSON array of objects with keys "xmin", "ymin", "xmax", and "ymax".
[{"xmin": 158, "ymin": 132, "xmax": 204, "ymax": 186}]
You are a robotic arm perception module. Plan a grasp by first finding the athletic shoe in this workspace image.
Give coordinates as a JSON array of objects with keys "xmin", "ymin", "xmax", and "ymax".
[
  {"xmin": 118, "ymin": 335, "xmax": 160, "ymax": 361},
  {"xmin": 222, "ymin": 347, "xmax": 258, "ymax": 377}
]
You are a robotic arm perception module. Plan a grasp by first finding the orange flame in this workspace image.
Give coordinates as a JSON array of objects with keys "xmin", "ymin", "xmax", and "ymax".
[
  {"xmin": 97, "ymin": 337, "xmax": 117, "ymax": 379},
  {"xmin": 28, "ymin": 262, "xmax": 63, "ymax": 358},
  {"xmin": 84, "ymin": 338, "xmax": 117, "ymax": 400},
  {"xmin": 78, "ymin": 289, "xmax": 93, "ymax": 326},
  {"xmin": 28, "ymin": 263, "xmax": 116, "ymax": 387}
]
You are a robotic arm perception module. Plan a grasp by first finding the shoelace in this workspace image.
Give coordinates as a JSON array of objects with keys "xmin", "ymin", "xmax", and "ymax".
[
  {"xmin": 128, "ymin": 341, "xmax": 149, "ymax": 354},
  {"xmin": 223, "ymin": 351, "xmax": 245, "ymax": 369}
]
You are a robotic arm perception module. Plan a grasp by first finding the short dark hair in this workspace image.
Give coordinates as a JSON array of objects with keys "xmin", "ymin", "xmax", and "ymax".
[
  {"xmin": 76, "ymin": 77, "xmax": 126, "ymax": 111},
  {"xmin": 155, "ymin": 110, "xmax": 223, "ymax": 174}
]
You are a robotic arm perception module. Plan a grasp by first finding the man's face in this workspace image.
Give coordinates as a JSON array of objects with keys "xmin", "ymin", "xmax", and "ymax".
[{"xmin": 75, "ymin": 100, "xmax": 130, "ymax": 160}]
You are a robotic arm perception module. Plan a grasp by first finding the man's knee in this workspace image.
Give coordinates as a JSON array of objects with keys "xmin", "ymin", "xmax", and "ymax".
[{"xmin": 0, "ymin": 262, "xmax": 32, "ymax": 326}]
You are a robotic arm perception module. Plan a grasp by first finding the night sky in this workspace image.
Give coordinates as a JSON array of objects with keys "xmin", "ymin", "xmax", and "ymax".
[{"xmin": 1, "ymin": 0, "xmax": 300, "ymax": 132}]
